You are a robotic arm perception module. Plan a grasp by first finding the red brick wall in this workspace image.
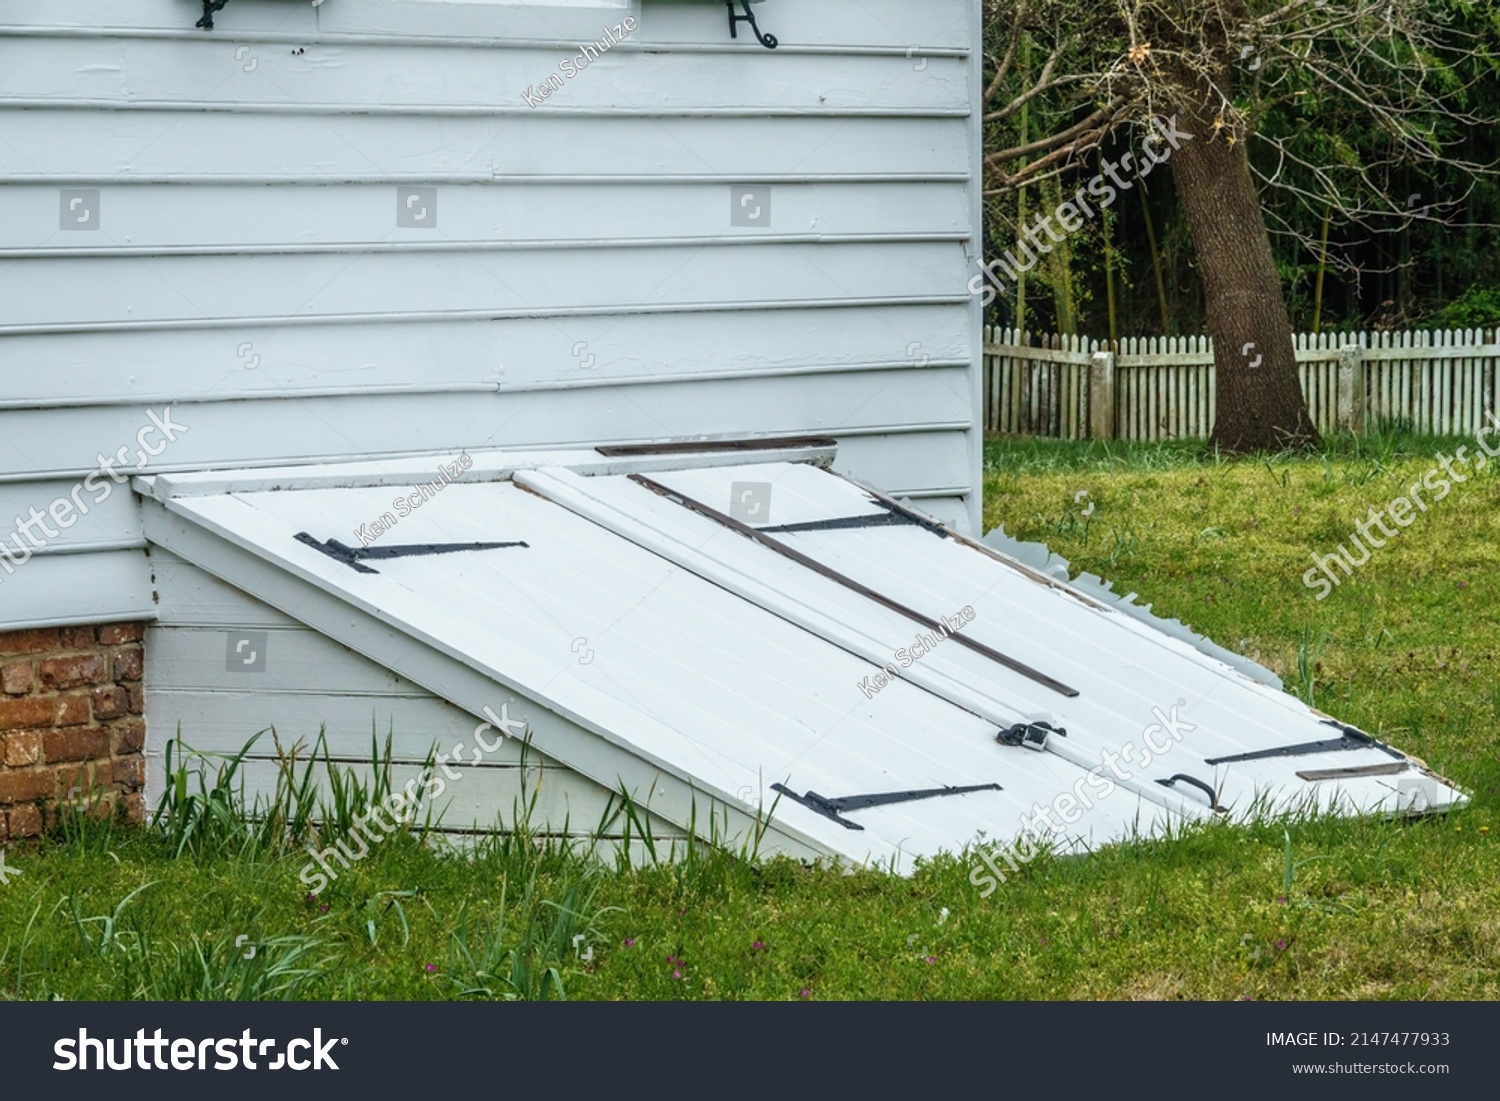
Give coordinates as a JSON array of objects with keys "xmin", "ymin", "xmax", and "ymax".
[{"xmin": 0, "ymin": 624, "xmax": 146, "ymax": 840}]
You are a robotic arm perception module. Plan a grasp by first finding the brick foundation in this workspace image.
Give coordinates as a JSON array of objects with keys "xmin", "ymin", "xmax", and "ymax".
[{"xmin": 0, "ymin": 623, "xmax": 147, "ymax": 840}]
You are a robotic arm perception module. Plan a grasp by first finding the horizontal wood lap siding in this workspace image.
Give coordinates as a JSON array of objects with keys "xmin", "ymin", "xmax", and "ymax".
[
  {"xmin": 0, "ymin": 0, "xmax": 983, "ymax": 628},
  {"xmin": 1, "ymin": 113, "xmax": 971, "ymax": 179},
  {"xmin": 145, "ymin": 551, "xmax": 685, "ymax": 843},
  {"xmin": 3, "ymin": 0, "xmax": 972, "ymax": 49},
  {"xmin": 0, "ymin": 182, "xmax": 971, "ymax": 252},
  {"xmin": 3, "ymin": 243, "xmax": 962, "ymax": 326},
  {"xmin": 0, "ymin": 302, "xmax": 969, "ymax": 404},
  {"xmin": 0, "ymin": 551, "xmax": 154, "ymax": 630},
  {"xmin": 0, "ymin": 39, "xmax": 972, "ymax": 112},
  {"xmin": 2, "ymin": 373, "xmax": 972, "ymax": 474}
]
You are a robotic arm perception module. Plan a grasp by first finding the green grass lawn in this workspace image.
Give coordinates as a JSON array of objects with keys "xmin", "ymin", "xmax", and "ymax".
[{"xmin": 2, "ymin": 433, "xmax": 1497, "ymax": 1001}]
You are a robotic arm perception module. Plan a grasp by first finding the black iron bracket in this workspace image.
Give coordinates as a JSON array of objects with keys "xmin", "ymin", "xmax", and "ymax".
[
  {"xmin": 196, "ymin": 0, "xmax": 232, "ymax": 29},
  {"xmin": 726, "ymin": 0, "xmax": 778, "ymax": 49},
  {"xmin": 770, "ymin": 781, "xmax": 1001, "ymax": 831},
  {"xmin": 1204, "ymin": 725, "xmax": 1404, "ymax": 767},
  {"xmin": 295, "ymin": 532, "xmax": 528, "ymax": 575},
  {"xmin": 1323, "ymin": 721, "xmax": 1407, "ymax": 759}
]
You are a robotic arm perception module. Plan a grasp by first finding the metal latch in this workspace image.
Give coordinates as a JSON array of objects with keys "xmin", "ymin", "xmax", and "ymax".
[{"xmin": 996, "ymin": 721, "xmax": 1066, "ymax": 751}]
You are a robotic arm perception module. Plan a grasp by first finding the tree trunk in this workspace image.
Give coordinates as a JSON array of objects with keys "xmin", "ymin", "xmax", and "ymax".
[{"xmin": 1168, "ymin": 81, "xmax": 1320, "ymax": 452}]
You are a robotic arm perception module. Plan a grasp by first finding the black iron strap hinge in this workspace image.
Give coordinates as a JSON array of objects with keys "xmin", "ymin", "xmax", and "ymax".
[
  {"xmin": 770, "ymin": 782, "xmax": 1001, "ymax": 831},
  {"xmin": 1204, "ymin": 724, "xmax": 1404, "ymax": 767},
  {"xmin": 295, "ymin": 533, "xmax": 528, "ymax": 575}
]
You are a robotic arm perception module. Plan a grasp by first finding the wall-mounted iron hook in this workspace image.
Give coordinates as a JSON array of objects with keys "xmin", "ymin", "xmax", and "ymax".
[
  {"xmin": 726, "ymin": 0, "xmax": 778, "ymax": 49},
  {"xmin": 197, "ymin": 0, "xmax": 232, "ymax": 29}
]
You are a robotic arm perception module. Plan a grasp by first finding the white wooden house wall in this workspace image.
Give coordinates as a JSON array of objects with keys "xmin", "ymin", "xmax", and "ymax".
[{"xmin": 0, "ymin": 0, "xmax": 982, "ymax": 625}]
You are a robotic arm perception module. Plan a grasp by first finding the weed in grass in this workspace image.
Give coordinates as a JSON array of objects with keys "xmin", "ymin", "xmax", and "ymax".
[
  {"xmin": 126, "ymin": 929, "xmax": 335, "ymax": 1000},
  {"xmin": 361, "ymin": 889, "xmax": 419, "ymax": 948},
  {"xmin": 48, "ymin": 782, "xmax": 125, "ymax": 854},
  {"xmin": 153, "ymin": 727, "xmax": 273, "ymax": 859},
  {"xmin": 0, "ymin": 896, "xmax": 59, "ymax": 1001},
  {"xmin": 69, "ymin": 881, "xmax": 156, "ymax": 959},
  {"xmin": 1261, "ymin": 459, "xmax": 1291, "ymax": 490},
  {"xmin": 156, "ymin": 723, "xmax": 440, "ymax": 874},
  {"xmin": 443, "ymin": 870, "xmax": 617, "ymax": 1001},
  {"xmin": 1295, "ymin": 626, "xmax": 1329, "ymax": 707},
  {"xmin": 1281, "ymin": 830, "xmax": 1336, "ymax": 901}
]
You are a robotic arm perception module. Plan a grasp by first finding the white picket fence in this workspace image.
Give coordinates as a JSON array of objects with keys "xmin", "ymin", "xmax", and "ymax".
[{"xmin": 983, "ymin": 327, "xmax": 1500, "ymax": 439}]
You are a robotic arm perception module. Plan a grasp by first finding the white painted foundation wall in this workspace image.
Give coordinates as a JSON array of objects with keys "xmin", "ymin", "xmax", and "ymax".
[{"xmin": 147, "ymin": 549, "xmax": 686, "ymax": 852}]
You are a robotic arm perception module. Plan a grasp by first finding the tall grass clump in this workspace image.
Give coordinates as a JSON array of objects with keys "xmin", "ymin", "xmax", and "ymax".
[{"xmin": 152, "ymin": 724, "xmax": 437, "ymax": 862}]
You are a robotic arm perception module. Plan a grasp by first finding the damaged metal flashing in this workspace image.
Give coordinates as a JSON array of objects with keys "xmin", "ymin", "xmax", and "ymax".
[{"xmin": 980, "ymin": 523, "xmax": 1286, "ymax": 690}]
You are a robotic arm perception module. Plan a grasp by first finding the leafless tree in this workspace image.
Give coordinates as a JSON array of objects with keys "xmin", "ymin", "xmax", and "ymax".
[{"xmin": 982, "ymin": 0, "xmax": 1496, "ymax": 452}]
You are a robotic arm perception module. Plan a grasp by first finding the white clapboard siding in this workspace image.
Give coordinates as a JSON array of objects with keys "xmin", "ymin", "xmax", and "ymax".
[
  {"xmin": 0, "ymin": 38, "xmax": 970, "ymax": 114},
  {"xmin": 318, "ymin": 0, "xmax": 973, "ymax": 48},
  {"xmin": 4, "ymin": 0, "xmax": 972, "ymax": 51},
  {"xmin": 150, "ymin": 626, "xmax": 430, "ymax": 699},
  {"xmin": 0, "ymin": 303, "xmax": 971, "ymax": 406},
  {"xmin": 0, "ymin": 0, "xmax": 984, "ymax": 630},
  {"xmin": 983, "ymin": 327, "xmax": 1500, "ymax": 440},
  {"xmin": 145, "ymin": 552, "xmax": 683, "ymax": 841},
  {"xmin": 0, "ymin": 478, "xmax": 143, "ymax": 552},
  {"xmin": 151, "ymin": 548, "xmax": 303, "ymax": 628},
  {"xmin": 0, "ymin": 182, "xmax": 971, "ymax": 254},
  {"xmin": 0, "ymin": 243, "xmax": 963, "ymax": 330},
  {"xmin": 0, "ymin": 111, "xmax": 971, "ymax": 181},
  {"xmin": 142, "ymin": 743, "xmax": 687, "ymax": 846},
  {"xmin": 0, "ymin": 549, "xmax": 154, "ymax": 630},
  {"xmin": 146, "ymin": 688, "xmax": 531, "ymax": 764},
  {"xmin": 834, "ymin": 429, "xmax": 973, "ymax": 493},
  {"xmin": 0, "ymin": 371, "xmax": 971, "ymax": 478}
]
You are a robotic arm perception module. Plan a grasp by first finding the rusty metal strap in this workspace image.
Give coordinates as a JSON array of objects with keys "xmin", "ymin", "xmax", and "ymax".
[
  {"xmin": 757, "ymin": 509, "xmax": 920, "ymax": 535},
  {"xmin": 1296, "ymin": 762, "xmax": 1409, "ymax": 782},
  {"xmin": 629, "ymin": 474, "xmax": 1080, "ymax": 699}
]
